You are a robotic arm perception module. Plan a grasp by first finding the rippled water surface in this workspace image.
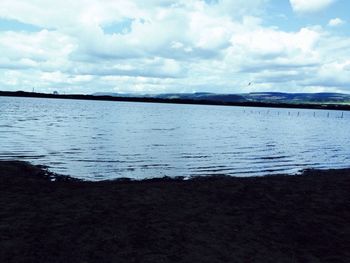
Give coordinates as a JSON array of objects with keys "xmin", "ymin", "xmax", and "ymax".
[{"xmin": 1, "ymin": 96, "xmax": 349, "ymax": 180}]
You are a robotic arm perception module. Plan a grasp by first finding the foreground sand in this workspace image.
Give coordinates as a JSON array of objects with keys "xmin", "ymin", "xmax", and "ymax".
[{"xmin": 1, "ymin": 161, "xmax": 350, "ymax": 263}]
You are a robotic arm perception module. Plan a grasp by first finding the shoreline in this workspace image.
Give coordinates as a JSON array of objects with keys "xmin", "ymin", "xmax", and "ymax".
[
  {"xmin": 1, "ymin": 159, "xmax": 350, "ymax": 182},
  {"xmin": 1, "ymin": 91, "xmax": 350, "ymax": 111},
  {"xmin": 1, "ymin": 161, "xmax": 350, "ymax": 262}
]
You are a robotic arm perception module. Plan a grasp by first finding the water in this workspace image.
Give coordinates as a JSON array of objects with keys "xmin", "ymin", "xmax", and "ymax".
[{"xmin": 0, "ymin": 96, "xmax": 349, "ymax": 180}]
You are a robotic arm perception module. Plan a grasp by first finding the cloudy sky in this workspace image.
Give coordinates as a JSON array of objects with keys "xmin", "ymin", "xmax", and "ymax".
[{"xmin": 0, "ymin": 0, "xmax": 349, "ymax": 94}]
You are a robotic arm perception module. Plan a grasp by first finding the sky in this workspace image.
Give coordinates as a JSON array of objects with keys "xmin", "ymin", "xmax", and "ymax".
[{"xmin": 0, "ymin": 0, "xmax": 350, "ymax": 94}]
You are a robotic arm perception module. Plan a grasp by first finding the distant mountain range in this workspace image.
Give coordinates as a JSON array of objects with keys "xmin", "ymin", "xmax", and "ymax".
[{"xmin": 92, "ymin": 92, "xmax": 350, "ymax": 105}]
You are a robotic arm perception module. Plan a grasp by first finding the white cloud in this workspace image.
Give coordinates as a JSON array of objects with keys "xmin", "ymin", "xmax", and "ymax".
[
  {"xmin": 328, "ymin": 18, "xmax": 345, "ymax": 27},
  {"xmin": 289, "ymin": 0, "xmax": 336, "ymax": 13},
  {"xmin": 0, "ymin": 0, "xmax": 349, "ymax": 94},
  {"xmin": 0, "ymin": 30, "xmax": 75, "ymax": 73},
  {"xmin": 231, "ymin": 28, "xmax": 320, "ymax": 57}
]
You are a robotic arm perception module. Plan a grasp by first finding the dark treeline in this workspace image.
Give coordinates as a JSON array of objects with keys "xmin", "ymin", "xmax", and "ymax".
[{"xmin": 1, "ymin": 90, "xmax": 350, "ymax": 111}]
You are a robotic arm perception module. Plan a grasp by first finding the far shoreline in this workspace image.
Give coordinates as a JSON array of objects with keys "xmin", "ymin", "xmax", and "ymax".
[{"xmin": 1, "ymin": 90, "xmax": 350, "ymax": 111}]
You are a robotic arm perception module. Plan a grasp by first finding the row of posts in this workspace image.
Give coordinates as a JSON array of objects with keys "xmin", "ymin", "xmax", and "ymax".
[{"xmin": 242, "ymin": 109, "xmax": 345, "ymax": 118}]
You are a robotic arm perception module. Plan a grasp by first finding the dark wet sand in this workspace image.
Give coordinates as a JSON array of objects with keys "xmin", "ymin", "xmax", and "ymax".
[{"xmin": 1, "ymin": 161, "xmax": 350, "ymax": 263}]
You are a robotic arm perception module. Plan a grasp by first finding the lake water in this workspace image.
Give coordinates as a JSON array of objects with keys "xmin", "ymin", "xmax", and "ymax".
[{"xmin": 0, "ymin": 96, "xmax": 349, "ymax": 180}]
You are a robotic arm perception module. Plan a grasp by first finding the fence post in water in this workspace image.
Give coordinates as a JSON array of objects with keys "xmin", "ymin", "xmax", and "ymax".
[
  {"xmin": 297, "ymin": 112, "xmax": 300, "ymax": 117},
  {"xmin": 341, "ymin": 112, "xmax": 344, "ymax": 118},
  {"xmin": 313, "ymin": 112, "xmax": 315, "ymax": 117},
  {"xmin": 327, "ymin": 112, "xmax": 330, "ymax": 118}
]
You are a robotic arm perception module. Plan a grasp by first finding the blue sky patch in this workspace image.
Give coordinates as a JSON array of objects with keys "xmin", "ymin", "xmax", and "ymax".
[
  {"xmin": 0, "ymin": 18, "xmax": 43, "ymax": 32},
  {"xmin": 102, "ymin": 18, "xmax": 133, "ymax": 35}
]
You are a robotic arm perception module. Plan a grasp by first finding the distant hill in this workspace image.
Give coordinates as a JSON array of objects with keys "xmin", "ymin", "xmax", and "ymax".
[
  {"xmin": 1, "ymin": 90, "xmax": 350, "ymax": 111},
  {"xmin": 92, "ymin": 92, "xmax": 350, "ymax": 105}
]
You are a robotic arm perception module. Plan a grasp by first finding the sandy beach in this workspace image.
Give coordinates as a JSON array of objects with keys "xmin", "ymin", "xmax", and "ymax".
[{"xmin": 1, "ymin": 160, "xmax": 349, "ymax": 263}]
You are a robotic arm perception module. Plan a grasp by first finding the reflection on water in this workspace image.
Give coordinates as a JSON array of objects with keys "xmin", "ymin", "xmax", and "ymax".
[{"xmin": 0, "ymin": 96, "xmax": 349, "ymax": 180}]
